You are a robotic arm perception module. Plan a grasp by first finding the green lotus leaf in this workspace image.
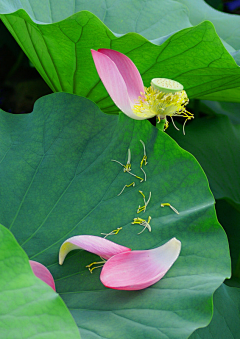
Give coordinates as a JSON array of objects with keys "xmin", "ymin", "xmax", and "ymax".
[
  {"xmin": 1, "ymin": 2, "xmax": 240, "ymax": 108},
  {"xmin": 167, "ymin": 115, "xmax": 240, "ymax": 207},
  {"xmin": 0, "ymin": 0, "xmax": 192, "ymax": 37},
  {"xmin": 176, "ymin": 0, "xmax": 240, "ymax": 50},
  {"xmin": 201, "ymin": 100, "xmax": 240, "ymax": 124},
  {"xmin": 0, "ymin": 93, "xmax": 230, "ymax": 339},
  {"xmin": 0, "ymin": 223, "xmax": 80, "ymax": 339},
  {"xmin": 216, "ymin": 199, "xmax": 240, "ymax": 275},
  {"xmin": 189, "ymin": 283, "xmax": 240, "ymax": 339},
  {"xmin": 175, "ymin": 0, "xmax": 240, "ymax": 68}
]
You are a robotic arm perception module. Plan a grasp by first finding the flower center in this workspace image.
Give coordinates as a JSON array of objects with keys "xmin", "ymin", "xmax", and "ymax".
[{"xmin": 132, "ymin": 78, "xmax": 194, "ymax": 131}]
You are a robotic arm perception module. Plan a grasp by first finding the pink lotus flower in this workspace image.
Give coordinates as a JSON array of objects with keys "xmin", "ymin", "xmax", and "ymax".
[
  {"xmin": 30, "ymin": 260, "xmax": 56, "ymax": 291},
  {"xmin": 91, "ymin": 49, "xmax": 193, "ymax": 131},
  {"xmin": 59, "ymin": 235, "xmax": 181, "ymax": 290}
]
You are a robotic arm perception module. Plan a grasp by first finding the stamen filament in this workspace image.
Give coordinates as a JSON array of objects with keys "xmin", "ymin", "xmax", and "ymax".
[
  {"xmin": 118, "ymin": 182, "xmax": 135, "ymax": 196},
  {"xmin": 132, "ymin": 216, "xmax": 152, "ymax": 234},
  {"xmin": 140, "ymin": 166, "xmax": 147, "ymax": 181},
  {"xmin": 140, "ymin": 140, "xmax": 147, "ymax": 181},
  {"xmin": 112, "ymin": 149, "xmax": 143, "ymax": 182},
  {"xmin": 127, "ymin": 171, "xmax": 144, "ymax": 182},
  {"xmin": 137, "ymin": 191, "xmax": 151, "ymax": 213},
  {"xmin": 86, "ymin": 260, "xmax": 106, "ymax": 274},
  {"xmin": 170, "ymin": 116, "xmax": 180, "ymax": 131},
  {"xmin": 182, "ymin": 117, "xmax": 191, "ymax": 135},
  {"xmin": 101, "ymin": 227, "xmax": 123, "ymax": 238},
  {"xmin": 111, "ymin": 159, "xmax": 125, "ymax": 167},
  {"xmin": 140, "ymin": 140, "xmax": 148, "ymax": 166},
  {"xmin": 123, "ymin": 149, "xmax": 131, "ymax": 172},
  {"xmin": 161, "ymin": 203, "xmax": 179, "ymax": 215}
]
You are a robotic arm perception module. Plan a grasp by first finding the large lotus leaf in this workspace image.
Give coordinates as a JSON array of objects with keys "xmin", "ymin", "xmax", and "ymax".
[
  {"xmin": 1, "ymin": 4, "xmax": 240, "ymax": 107},
  {"xmin": 215, "ymin": 199, "xmax": 240, "ymax": 275},
  {"xmin": 0, "ymin": 0, "xmax": 191, "ymax": 37},
  {"xmin": 201, "ymin": 100, "xmax": 240, "ymax": 124},
  {"xmin": 0, "ymin": 223, "xmax": 81, "ymax": 339},
  {"xmin": 167, "ymin": 115, "xmax": 240, "ymax": 207},
  {"xmin": 176, "ymin": 0, "xmax": 240, "ymax": 50},
  {"xmin": 0, "ymin": 93, "xmax": 230, "ymax": 339},
  {"xmin": 189, "ymin": 283, "xmax": 240, "ymax": 339},
  {"xmin": 175, "ymin": 0, "xmax": 240, "ymax": 67},
  {"xmin": 0, "ymin": 0, "xmax": 238, "ymax": 47}
]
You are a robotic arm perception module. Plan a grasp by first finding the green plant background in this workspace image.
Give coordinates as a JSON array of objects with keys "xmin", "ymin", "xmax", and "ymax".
[{"xmin": 0, "ymin": 0, "xmax": 239, "ymax": 338}]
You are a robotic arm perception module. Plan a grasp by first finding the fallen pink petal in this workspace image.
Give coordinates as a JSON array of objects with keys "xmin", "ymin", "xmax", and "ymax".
[
  {"xmin": 59, "ymin": 235, "xmax": 181, "ymax": 291},
  {"xmin": 100, "ymin": 237, "xmax": 181, "ymax": 290},
  {"xmin": 59, "ymin": 235, "xmax": 131, "ymax": 265},
  {"xmin": 29, "ymin": 260, "xmax": 56, "ymax": 291}
]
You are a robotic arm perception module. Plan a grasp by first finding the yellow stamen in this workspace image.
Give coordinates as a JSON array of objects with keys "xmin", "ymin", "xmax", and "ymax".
[
  {"xmin": 112, "ymin": 149, "xmax": 143, "ymax": 182},
  {"xmin": 140, "ymin": 140, "xmax": 148, "ymax": 167},
  {"xmin": 140, "ymin": 140, "xmax": 147, "ymax": 181},
  {"xmin": 123, "ymin": 148, "xmax": 131, "ymax": 173},
  {"xmin": 101, "ymin": 227, "xmax": 123, "ymax": 238},
  {"xmin": 127, "ymin": 171, "xmax": 144, "ymax": 182},
  {"xmin": 86, "ymin": 260, "xmax": 106, "ymax": 274},
  {"xmin": 118, "ymin": 182, "xmax": 135, "ymax": 196},
  {"xmin": 137, "ymin": 190, "xmax": 151, "ymax": 213},
  {"xmin": 161, "ymin": 203, "xmax": 179, "ymax": 215},
  {"xmin": 132, "ymin": 216, "xmax": 152, "ymax": 234},
  {"xmin": 133, "ymin": 83, "xmax": 193, "ymax": 133},
  {"xmin": 111, "ymin": 149, "xmax": 131, "ymax": 173}
]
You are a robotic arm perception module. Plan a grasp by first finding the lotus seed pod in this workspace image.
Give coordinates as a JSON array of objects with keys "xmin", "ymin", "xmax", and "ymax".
[{"xmin": 151, "ymin": 78, "xmax": 184, "ymax": 94}]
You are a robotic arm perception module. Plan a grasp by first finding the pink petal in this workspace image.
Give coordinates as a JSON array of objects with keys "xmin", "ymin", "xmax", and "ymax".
[
  {"xmin": 100, "ymin": 237, "xmax": 181, "ymax": 290},
  {"xmin": 59, "ymin": 235, "xmax": 131, "ymax": 265},
  {"xmin": 30, "ymin": 260, "xmax": 56, "ymax": 291},
  {"xmin": 98, "ymin": 49, "xmax": 145, "ymax": 106},
  {"xmin": 91, "ymin": 49, "xmax": 144, "ymax": 120}
]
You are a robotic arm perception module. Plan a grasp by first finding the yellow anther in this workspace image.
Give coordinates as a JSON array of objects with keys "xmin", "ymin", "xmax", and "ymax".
[
  {"xmin": 140, "ymin": 156, "xmax": 147, "ymax": 167},
  {"xmin": 113, "ymin": 227, "xmax": 122, "ymax": 235},
  {"xmin": 86, "ymin": 260, "xmax": 106, "ymax": 274},
  {"xmin": 111, "ymin": 148, "xmax": 131, "ymax": 172},
  {"xmin": 164, "ymin": 119, "xmax": 169, "ymax": 131},
  {"xmin": 132, "ymin": 216, "xmax": 152, "ymax": 234},
  {"xmin": 118, "ymin": 182, "xmax": 135, "ymax": 196},
  {"xmin": 161, "ymin": 203, "xmax": 179, "ymax": 215},
  {"xmin": 133, "ymin": 85, "xmax": 194, "ymax": 133},
  {"xmin": 137, "ymin": 206, "xmax": 145, "ymax": 213},
  {"xmin": 137, "ymin": 190, "xmax": 151, "ymax": 213},
  {"xmin": 101, "ymin": 227, "xmax": 123, "ymax": 238},
  {"xmin": 123, "ymin": 149, "xmax": 131, "ymax": 172},
  {"xmin": 140, "ymin": 140, "xmax": 148, "ymax": 166},
  {"xmin": 124, "ymin": 164, "xmax": 131, "ymax": 172},
  {"xmin": 132, "ymin": 217, "xmax": 145, "ymax": 225},
  {"xmin": 112, "ymin": 148, "xmax": 144, "ymax": 182},
  {"xmin": 140, "ymin": 140, "xmax": 147, "ymax": 181},
  {"xmin": 128, "ymin": 172, "xmax": 144, "ymax": 182}
]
